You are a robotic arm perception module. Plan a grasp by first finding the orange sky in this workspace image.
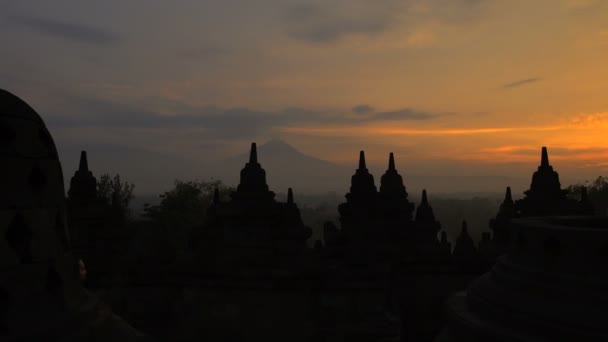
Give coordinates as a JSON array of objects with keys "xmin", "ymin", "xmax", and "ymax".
[{"xmin": 2, "ymin": 0, "xmax": 608, "ymax": 193}]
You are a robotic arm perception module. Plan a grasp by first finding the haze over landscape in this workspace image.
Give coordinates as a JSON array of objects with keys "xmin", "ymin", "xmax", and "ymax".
[
  {"xmin": 2, "ymin": 0, "xmax": 608, "ymax": 196},
  {"xmin": 4, "ymin": 2, "xmax": 608, "ymax": 341}
]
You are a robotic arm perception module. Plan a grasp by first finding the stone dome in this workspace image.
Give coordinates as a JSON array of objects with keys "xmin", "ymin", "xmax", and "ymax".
[
  {"xmin": 0, "ymin": 89, "xmax": 147, "ymax": 340},
  {"xmin": 0, "ymin": 89, "xmax": 45, "ymax": 123},
  {"xmin": 0, "ymin": 89, "xmax": 79, "ymax": 338}
]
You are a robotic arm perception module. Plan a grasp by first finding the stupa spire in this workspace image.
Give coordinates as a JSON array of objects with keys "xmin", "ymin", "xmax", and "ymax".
[
  {"xmin": 415, "ymin": 189, "xmax": 436, "ymax": 223},
  {"xmin": 388, "ymin": 152, "xmax": 395, "ymax": 171},
  {"xmin": 505, "ymin": 187, "xmax": 513, "ymax": 203},
  {"xmin": 359, "ymin": 150, "xmax": 367, "ymax": 170},
  {"xmin": 249, "ymin": 142, "xmax": 258, "ymax": 164},
  {"xmin": 287, "ymin": 188, "xmax": 294, "ymax": 204},
  {"xmin": 78, "ymin": 150, "xmax": 89, "ymax": 172},
  {"xmin": 68, "ymin": 151, "xmax": 97, "ymax": 202},
  {"xmin": 541, "ymin": 146, "xmax": 549, "ymax": 168}
]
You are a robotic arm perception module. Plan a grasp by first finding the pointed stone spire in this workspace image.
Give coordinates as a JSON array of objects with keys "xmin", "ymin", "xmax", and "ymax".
[
  {"xmin": 213, "ymin": 188, "xmax": 220, "ymax": 204},
  {"xmin": 359, "ymin": 150, "xmax": 367, "ymax": 170},
  {"xmin": 453, "ymin": 220, "xmax": 477, "ymax": 258},
  {"xmin": 524, "ymin": 145, "xmax": 565, "ymax": 214},
  {"xmin": 505, "ymin": 186, "xmax": 513, "ymax": 203},
  {"xmin": 415, "ymin": 189, "xmax": 436, "ymax": 222},
  {"xmin": 249, "ymin": 142, "xmax": 258, "ymax": 164},
  {"xmin": 497, "ymin": 186, "xmax": 516, "ymax": 219},
  {"xmin": 287, "ymin": 188, "xmax": 294, "ymax": 204},
  {"xmin": 379, "ymin": 152, "xmax": 410, "ymax": 205},
  {"xmin": 346, "ymin": 150, "xmax": 377, "ymax": 198},
  {"xmin": 234, "ymin": 142, "xmax": 274, "ymax": 200},
  {"xmin": 68, "ymin": 151, "xmax": 97, "ymax": 202},
  {"xmin": 78, "ymin": 151, "xmax": 89, "ymax": 172},
  {"xmin": 388, "ymin": 152, "xmax": 395, "ymax": 171},
  {"xmin": 541, "ymin": 146, "xmax": 549, "ymax": 168}
]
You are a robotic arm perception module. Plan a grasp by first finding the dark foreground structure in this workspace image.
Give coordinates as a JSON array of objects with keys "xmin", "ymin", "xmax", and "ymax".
[
  {"xmin": 0, "ymin": 89, "xmax": 150, "ymax": 341},
  {"xmin": 1, "ymin": 88, "xmax": 605, "ymax": 341},
  {"xmin": 441, "ymin": 216, "xmax": 608, "ymax": 341}
]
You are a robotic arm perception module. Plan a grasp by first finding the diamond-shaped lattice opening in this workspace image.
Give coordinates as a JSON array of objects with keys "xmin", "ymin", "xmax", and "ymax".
[
  {"xmin": 28, "ymin": 166, "xmax": 47, "ymax": 193},
  {"xmin": 5, "ymin": 214, "xmax": 33, "ymax": 264}
]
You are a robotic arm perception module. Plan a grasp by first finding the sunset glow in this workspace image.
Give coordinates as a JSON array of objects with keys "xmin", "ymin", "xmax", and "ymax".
[{"xmin": 2, "ymin": 0, "xmax": 607, "ymax": 193}]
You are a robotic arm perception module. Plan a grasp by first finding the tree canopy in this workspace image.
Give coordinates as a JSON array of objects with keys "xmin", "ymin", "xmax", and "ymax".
[
  {"xmin": 142, "ymin": 179, "xmax": 235, "ymax": 257},
  {"xmin": 97, "ymin": 173, "xmax": 135, "ymax": 211},
  {"xmin": 566, "ymin": 176, "xmax": 608, "ymax": 215}
]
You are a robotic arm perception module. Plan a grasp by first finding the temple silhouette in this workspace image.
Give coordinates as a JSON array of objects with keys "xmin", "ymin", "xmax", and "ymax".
[{"xmin": 1, "ymin": 88, "xmax": 606, "ymax": 341}]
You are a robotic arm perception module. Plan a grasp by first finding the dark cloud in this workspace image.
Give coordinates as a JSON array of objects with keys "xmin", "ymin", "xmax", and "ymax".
[
  {"xmin": 9, "ymin": 15, "xmax": 120, "ymax": 45},
  {"xmin": 47, "ymin": 97, "xmax": 277, "ymax": 139},
  {"xmin": 47, "ymin": 95, "xmax": 445, "ymax": 140},
  {"xmin": 371, "ymin": 109, "xmax": 439, "ymax": 121},
  {"xmin": 352, "ymin": 105, "xmax": 374, "ymax": 114},
  {"xmin": 502, "ymin": 78, "xmax": 541, "ymax": 89},
  {"xmin": 284, "ymin": 3, "xmax": 397, "ymax": 43}
]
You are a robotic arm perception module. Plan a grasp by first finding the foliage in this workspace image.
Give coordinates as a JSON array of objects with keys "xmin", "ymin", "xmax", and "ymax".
[
  {"xmin": 566, "ymin": 176, "xmax": 608, "ymax": 215},
  {"xmin": 97, "ymin": 173, "xmax": 135, "ymax": 210},
  {"xmin": 142, "ymin": 179, "xmax": 235, "ymax": 255},
  {"xmin": 144, "ymin": 179, "xmax": 233, "ymax": 223}
]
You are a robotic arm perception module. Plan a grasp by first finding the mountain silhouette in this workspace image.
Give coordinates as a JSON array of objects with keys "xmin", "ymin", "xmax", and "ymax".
[{"xmin": 215, "ymin": 139, "xmax": 352, "ymax": 194}]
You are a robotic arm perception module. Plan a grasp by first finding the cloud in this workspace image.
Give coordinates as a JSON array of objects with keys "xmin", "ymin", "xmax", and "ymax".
[
  {"xmin": 371, "ymin": 108, "xmax": 439, "ymax": 121},
  {"xmin": 9, "ymin": 15, "xmax": 120, "ymax": 45},
  {"xmin": 47, "ymin": 97, "xmax": 279, "ymax": 139},
  {"xmin": 352, "ymin": 104, "xmax": 374, "ymax": 114},
  {"xmin": 284, "ymin": 2, "xmax": 400, "ymax": 43},
  {"xmin": 46, "ymin": 95, "xmax": 450, "ymax": 141},
  {"xmin": 502, "ymin": 78, "xmax": 541, "ymax": 89}
]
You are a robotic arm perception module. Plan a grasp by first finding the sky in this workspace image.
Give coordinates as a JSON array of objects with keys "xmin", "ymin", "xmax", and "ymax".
[{"xmin": 2, "ymin": 0, "xmax": 608, "ymax": 194}]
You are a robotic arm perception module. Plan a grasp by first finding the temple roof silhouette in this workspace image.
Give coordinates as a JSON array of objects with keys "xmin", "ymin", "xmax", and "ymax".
[
  {"xmin": 68, "ymin": 151, "xmax": 98, "ymax": 203},
  {"xmin": 516, "ymin": 146, "xmax": 580, "ymax": 216},
  {"xmin": 527, "ymin": 146, "xmax": 562, "ymax": 198},
  {"xmin": 379, "ymin": 152, "xmax": 408, "ymax": 197},
  {"xmin": 415, "ymin": 189, "xmax": 436, "ymax": 222},
  {"xmin": 347, "ymin": 151, "xmax": 377, "ymax": 198},
  {"xmin": 445, "ymin": 216, "xmax": 608, "ymax": 340},
  {"xmin": 452, "ymin": 220, "xmax": 477, "ymax": 258},
  {"xmin": 232, "ymin": 142, "xmax": 275, "ymax": 201},
  {"xmin": 0, "ymin": 89, "xmax": 44, "ymax": 123}
]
